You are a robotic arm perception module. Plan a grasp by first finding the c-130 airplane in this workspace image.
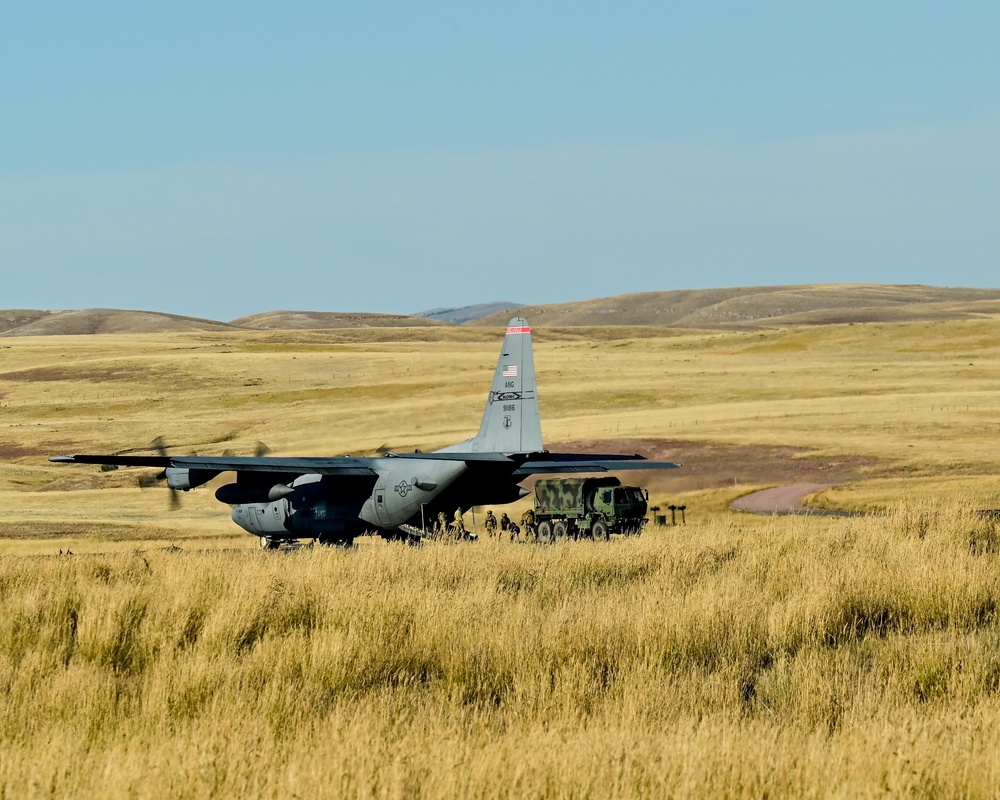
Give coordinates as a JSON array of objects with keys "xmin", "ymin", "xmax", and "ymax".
[{"xmin": 51, "ymin": 318, "xmax": 678, "ymax": 547}]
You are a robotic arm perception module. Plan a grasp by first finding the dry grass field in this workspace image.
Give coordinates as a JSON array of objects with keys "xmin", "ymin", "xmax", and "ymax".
[
  {"xmin": 4, "ymin": 509, "xmax": 1000, "ymax": 797},
  {"xmin": 2, "ymin": 316, "xmax": 1000, "ymax": 796}
]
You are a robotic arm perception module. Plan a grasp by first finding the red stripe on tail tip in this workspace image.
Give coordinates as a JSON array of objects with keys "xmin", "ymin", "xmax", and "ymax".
[{"xmin": 505, "ymin": 326, "xmax": 530, "ymax": 334}]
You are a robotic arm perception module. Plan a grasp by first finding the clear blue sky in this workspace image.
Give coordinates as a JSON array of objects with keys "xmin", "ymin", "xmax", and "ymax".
[{"xmin": 2, "ymin": 1, "xmax": 998, "ymax": 320}]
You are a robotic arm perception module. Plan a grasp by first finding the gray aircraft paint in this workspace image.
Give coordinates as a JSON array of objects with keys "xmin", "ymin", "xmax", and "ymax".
[{"xmin": 439, "ymin": 317, "xmax": 543, "ymax": 455}]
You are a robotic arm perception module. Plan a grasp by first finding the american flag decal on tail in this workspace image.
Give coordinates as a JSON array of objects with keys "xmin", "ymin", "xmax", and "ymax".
[{"xmin": 502, "ymin": 364, "xmax": 518, "ymax": 378}]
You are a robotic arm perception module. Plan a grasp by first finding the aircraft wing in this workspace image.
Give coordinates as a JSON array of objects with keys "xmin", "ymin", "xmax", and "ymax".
[
  {"xmin": 50, "ymin": 454, "xmax": 379, "ymax": 477},
  {"xmin": 50, "ymin": 450, "xmax": 677, "ymax": 478},
  {"xmin": 511, "ymin": 453, "xmax": 680, "ymax": 477}
]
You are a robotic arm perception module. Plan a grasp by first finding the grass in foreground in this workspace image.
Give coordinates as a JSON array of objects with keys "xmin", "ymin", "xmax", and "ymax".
[{"xmin": 3, "ymin": 501, "xmax": 1000, "ymax": 797}]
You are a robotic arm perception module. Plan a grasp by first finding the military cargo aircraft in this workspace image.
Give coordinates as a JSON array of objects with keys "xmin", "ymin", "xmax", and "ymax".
[{"xmin": 51, "ymin": 318, "xmax": 678, "ymax": 546}]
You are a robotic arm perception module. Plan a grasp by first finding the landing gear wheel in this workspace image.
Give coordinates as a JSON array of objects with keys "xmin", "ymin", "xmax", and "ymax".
[
  {"xmin": 591, "ymin": 520, "xmax": 609, "ymax": 542},
  {"xmin": 536, "ymin": 521, "xmax": 552, "ymax": 544},
  {"xmin": 259, "ymin": 536, "xmax": 280, "ymax": 550},
  {"xmin": 552, "ymin": 521, "xmax": 568, "ymax": 541}
]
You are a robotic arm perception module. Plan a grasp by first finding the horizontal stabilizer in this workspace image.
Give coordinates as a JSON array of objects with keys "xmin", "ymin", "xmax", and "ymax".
[{"xmin": 513, "ymin": 454, "xmax": 679, "ymax": 477}]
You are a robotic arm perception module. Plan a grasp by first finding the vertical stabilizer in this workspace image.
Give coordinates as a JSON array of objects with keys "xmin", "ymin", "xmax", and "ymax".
[{"xmin": 441, "ymin": 318, "xmax": 544, "ymax": 455}]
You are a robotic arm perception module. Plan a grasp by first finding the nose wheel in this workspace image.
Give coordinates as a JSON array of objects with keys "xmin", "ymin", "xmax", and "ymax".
[{"xmin": 259, "ymin": 536, "xmax": 280, "ymax": 550}]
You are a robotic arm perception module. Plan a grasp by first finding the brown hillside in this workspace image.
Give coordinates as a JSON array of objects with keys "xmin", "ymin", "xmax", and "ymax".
[
  {"xmin": 0, "ymin": 309, "xmax": 233, "ymax": 337},
  {"xmin": 231, "ymin": 311, "xmax": 444, "ymax": 329},
  {"xmin": 6, "ymin": 285, "xmax": 1000, "ymax": 336},
  {"xmin": 471, "ymin": 284, "xmax": 1000, "ymax": 329},
  {"xmin": 0, "ymin": 310, "xmax": 52, "ymax": 334}
]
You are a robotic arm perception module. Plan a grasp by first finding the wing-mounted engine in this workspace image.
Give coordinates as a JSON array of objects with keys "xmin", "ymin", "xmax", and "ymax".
[
  {"xmin": 360, "ymin": 458, "xmax": 467, "ymax": 528},
  {"xmin": 164, "ymin": 467, "xmax": 219, "ymax": 491}
]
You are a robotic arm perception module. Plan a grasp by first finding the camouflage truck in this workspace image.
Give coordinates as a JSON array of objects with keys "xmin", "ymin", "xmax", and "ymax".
[{"xmin": 532, "ymin": 477, "xmax": 648, "ymax": 542}]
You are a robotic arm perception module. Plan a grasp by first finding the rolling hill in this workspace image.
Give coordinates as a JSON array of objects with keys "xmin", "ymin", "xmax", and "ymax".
[
  {"xmin": 0, "ymin": 309, "xmax": 440, "ymax": 337},
  {"xmin": 0, "ymin": 308, "xmax": 233, "ymax": 336},
  {"xmin": 4, "ymin": 285, "xmax": 1000, "ymax": 336},
  {"xmin": 230, "ymin": 311, "xmax": 443, "ymax": 330},
  {"xmin": 469, "ymin": 284, "xmax": 1000, "ymax": 329},
  {"xmin": 413, "ymin": 302, "xmax": 524, "ymax": 324}
]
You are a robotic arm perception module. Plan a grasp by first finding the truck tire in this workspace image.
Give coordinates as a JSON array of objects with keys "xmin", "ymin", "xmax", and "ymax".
[
  {"xmin": 552, "ymin": 521, "xmax": 568, "ymax": 541},
  {"xmin": 536, "ymin": 521, "xmax": 552, "ymax": 544},
  {"xmin": 591, "ymin": 519, "xmax": 609, "ymax": 541}
]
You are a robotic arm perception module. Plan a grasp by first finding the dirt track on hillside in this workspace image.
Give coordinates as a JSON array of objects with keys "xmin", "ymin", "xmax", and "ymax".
[{"xmin": 729, "ymin": 484, "xmax": 835, "ymax": 514}]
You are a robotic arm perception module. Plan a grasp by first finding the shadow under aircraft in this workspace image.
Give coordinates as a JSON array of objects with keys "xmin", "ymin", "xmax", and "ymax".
[{"xmin": 52, "ymin": 318, "xmax": 679, "ymax": 546}]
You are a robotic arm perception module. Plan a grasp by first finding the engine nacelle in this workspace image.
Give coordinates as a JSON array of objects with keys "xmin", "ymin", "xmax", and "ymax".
[
  {"xmin": 165, "ymin": 467, "xmax": 218, "ymax": 491},
  {"xmin": 360, "ymin": 458, "xmax": 467, "ymax": 528}
]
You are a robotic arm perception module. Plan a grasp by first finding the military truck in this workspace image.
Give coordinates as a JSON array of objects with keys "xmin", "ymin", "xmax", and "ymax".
[{"xmin": 532, "ymin": 477, "xmax": 648, "ymax": 542}]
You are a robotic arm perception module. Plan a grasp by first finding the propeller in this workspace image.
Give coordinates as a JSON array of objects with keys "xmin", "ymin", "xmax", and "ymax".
[
  {"xmin": 136, "ymin": 437, "xmax": 181, "ymax": 510},
  {"xmin": 137, "ymin": 438, "xmax": 272, "ymax": 509}
]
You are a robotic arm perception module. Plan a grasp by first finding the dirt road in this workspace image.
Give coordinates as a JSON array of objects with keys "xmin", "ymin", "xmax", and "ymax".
[{"xmin": 730, "ymin": 484, "xmax": 834, "ymax": 515}]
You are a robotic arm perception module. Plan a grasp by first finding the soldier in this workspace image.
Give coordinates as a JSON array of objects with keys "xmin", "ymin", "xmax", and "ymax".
[
  {"xmin": 436, "ymin": 511, "xmax": 448, "ymax": 540},
  {"xmin": 500, "ymin": 512, "xmax": 510, "ymax": 535},
  {"xmin": 452, "ymin": 507, "xmax": 466, "ymax": 540},
  {"xmin": 520, "ymin": 508, "xmax": 535, "ymax": 542},
  {"xmin": 484, "ymin": 510, "xmax": 498, "ymax": 537},
  {"xmin": 507, "ymin": 521, "xmax": 520, "ymax": 542}
]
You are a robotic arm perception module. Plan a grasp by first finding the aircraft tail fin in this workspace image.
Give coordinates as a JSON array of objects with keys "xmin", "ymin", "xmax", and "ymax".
[
  {"xmin": 461, "ymin": 318, "xmax": 544, "ymax": 455},
  {"xmin": 473, "ymin": 317, "xmax": 543, "ymax": 453}
]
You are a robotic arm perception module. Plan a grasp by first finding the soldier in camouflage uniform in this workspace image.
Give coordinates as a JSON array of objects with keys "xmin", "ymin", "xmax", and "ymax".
[
  {"xmin": 436, "ymin": 511, "xmax": 448, "ymax": 540},
  {"xmin": 519, "ymin": 508, "xmax": 535, "ymax": 542},
  {"xmin": 484, "ymin": 510, "xmax": 498, "ymax": 537},
  {"xmin": 500, "ymin": 513, "xmax": 510, "ymax": 535},
  {"xmin": 452, "ymin": 507, "xmax": 466, "ymax": 540}
]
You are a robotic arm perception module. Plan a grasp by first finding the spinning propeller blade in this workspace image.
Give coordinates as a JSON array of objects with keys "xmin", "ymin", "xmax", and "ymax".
[{"xmin": 136, "ymin": 437, "xmax": 182, "ymax": 510}]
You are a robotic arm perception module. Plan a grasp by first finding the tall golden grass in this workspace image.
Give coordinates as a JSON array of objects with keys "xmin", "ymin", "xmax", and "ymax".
[{"xmin": 3, "ymin": 503, "xmax": 1000, "ymax": 797}]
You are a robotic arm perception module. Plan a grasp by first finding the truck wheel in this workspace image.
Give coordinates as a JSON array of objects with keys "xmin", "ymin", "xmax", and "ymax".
[
  {"xmin": 591, "ymin": 520, "xmax": 609, "ymax": 541},
  {"xmin": 536, "ymin": 521, "xmax": 552, "ymax": 544},
  {"xmin": 552, "ymin": 521, "xmax": 568, "ymax": 541}
]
